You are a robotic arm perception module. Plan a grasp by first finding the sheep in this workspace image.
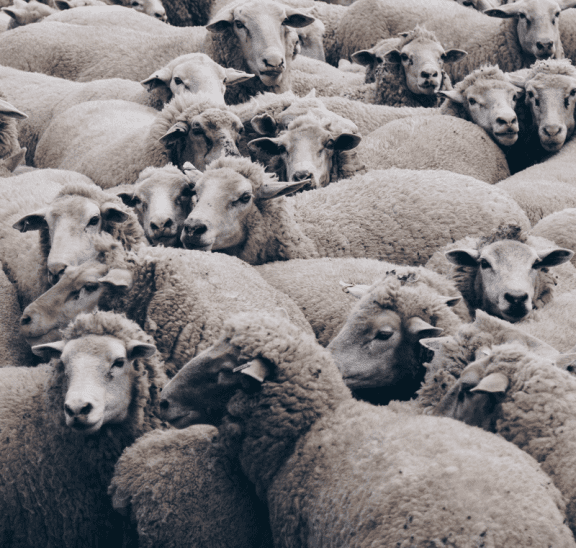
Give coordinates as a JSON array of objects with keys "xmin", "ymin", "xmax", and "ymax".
[
  {"xmin": 1, "ymin": 0, "xmax": 57, "ymax": 30},
  {"xmin": 112, "ymin": 164, "xmax": 194, "ymax": 247},
  {"xmin": 425, "ymin": 224, "xmax": 574, "ymax": 323},
  {"xmin": 531, "ymin": 208, "xmax": 576, "ymax": 269},
  {"xmin": 34, "ymin": 95, "xmax": 244, "ymax": 187},
  {"xmin": 158, "ymin": 310, "xmax": 576, "ymax": 547},
  {"xmin": 180, "ymin": 156, "xmax": 530, "ymax": 266},
  {"xmin": 108, "ymin": 424, "xmax": 274, "ymax": 548},
  {"xmin": 0, "ymin": 0, "xmax": 316, "ymax": 105},
  {"xmin": 336, "ymin": 0, "xmax": 576, "ymax": 82},
  {"xmin": 0, "ymin": 174, "xmax": 145, "ymax": 307},
  {"xmin": 18, "ymin": 241, "xmax": 314, "ymax": 375},
  {"xmin": 348, "ymin": 36, "xmax": 400, "ymax": 83},
  {"xmin": 0, "ymin": 92, "xmax": 27, "ymax": 162},
  {"xmin": 161, "ymin": 0, "xmax": 213, "ymax": 26},
  {"xmin": 0, "ymin": 310, "xmax": 168, "ymax": 547},
  {"xmin": 127, "ymin": 0, "xmax": 167, "ymax": 20},
  {"xmin": 430, "ymin": 336, "xmax": 576, "ymax": 535},
  {"xmin": 355, "ymin": 114, "xmax": 511, "ymax": 184}
]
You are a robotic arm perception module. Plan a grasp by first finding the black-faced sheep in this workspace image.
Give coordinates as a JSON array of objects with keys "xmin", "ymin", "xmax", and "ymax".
[
  {"xmin": 180, "ymin": 156, "xmax": 529, "ymax": 266},
  {"xmin": 34, "ymin": 95, "xmax": 244, "ymax": 187},
  {"xmin": 158, "ymin": 311, "xmax": 576, "ymax": 547},
  {"xmin": 0, "ymin": 310, "xmax": 168, "ymax": 548}
]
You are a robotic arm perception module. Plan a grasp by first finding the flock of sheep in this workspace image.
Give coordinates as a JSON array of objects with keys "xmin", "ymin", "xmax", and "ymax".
[{"xmin": 4, "ymin": 0, "xmax": 576, "ymax": 545}]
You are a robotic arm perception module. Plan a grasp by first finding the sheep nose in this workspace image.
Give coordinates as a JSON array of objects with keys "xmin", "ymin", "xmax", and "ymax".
[
  {"xmin": 263, "ymin": 53, "xmax": 284, "ymax": 69},
  {"xmin": 64, "ymin": 401, "xmax": 93, "ymax": 418},
  {"xmin": 184, "ymin": 220, "xmax": 208, "ymax": 236},
  {"xmin": 292, "ymin": 170, "xmax": 312, "ymax": 182},
  {"xmin": 224, "ymin": 141, "xmax": 240, "ymax": 157},
  {"xmin": 536, "ymin": 40, "xmax": 553, "ymax": 52},
  {"xmin": 421, "ymin": 70, "xmax": 438, "ymax": 79},
  {"xmin": 159, "ymin": 398, "xmax": 169, "ymax": 410},
  {"xmin": 543, "ymin": 125, "xmax": 562, "ymax": 137},
  {"xmin": 496, "ymin": 115, "xmax": 517, "ymax": 127},
  {"xmin": 150, "ymin": 218, "xmax": 173, "ymax": 231},
  {"xmin": 48, "ymin": 263, "xmax": 67, "ymax": 285},
  {"xmin": 20, "ymin": 314, "xmax": 31, "ymax": 327},
  {"xmin": 504, "ymin": 292, "xmax": 528, "ymax": 305},
  {"xmin": 154, "ymin": 9, "xmax": 166, "ymax": 20}
]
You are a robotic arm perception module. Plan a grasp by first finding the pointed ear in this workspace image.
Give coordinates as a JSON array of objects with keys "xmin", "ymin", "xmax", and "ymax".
[
  {"xmin": 535, "ymin": 248, "xmax": 574, "ymax": 268},
  {"xmin": 438, "ymin": 90, "xmax": 467, "ymax": 104},
  {"xmin": 233, "ymin": 358, "xmax": 270, "ymax": 383},
  {"xmin": 2, "ymin": 8, "xmax": 25, "ymax": 25},
  {"xmin": 351, "ymin": 50, "xmax": 376, "ymax": 67},
  {"xmin": 32, "ymin": 340, "xmax": 66, "ymax": 360},
  {"xmin": 206, "ymin": 5, "xmax": 234, "ymax": 32},
  {"xmin": 283, "ymin": 7, "xmax": 315, "ymax": 28},
  {"xmin": 441, "ymin": 295, "xmax": 462, "ymax": 308},
  {"xmin": 182, "ymin": 161, "xmax": 202, "ymax": 185},
  {"xmin": 256, "ymin": 179, "xmax": 310, "ymax": 200},
  {"xmin": 0, "ymin": 98, "xmax": 27, "ymax": 119},
  {"xmin": 250, "ymin": 114, "xmax": 278, "ymax": 136},
  {"xmin": 140, "ymin": 66, "xmax": 173, "ymax": 91},
  {"xmin": 101, "ymin": 202, "xmax": 129, "ymax": 224},
  {"xmin": 383, "ymin": 49, "xmax": 402, "ymax": 64},
  {"xmin": 248, "ymin": 137, "xmax": 284, "ymax": 155},
  {"xmin": 505, "ymin": 71, "xmax": 527, "ymax": 89},
  {"xmin": 420, "ymin": 336, "xmax": 452, "ymax": 351},
  {"xmin": 442, "ymin": 49, "xmax": 467, "ymax": 64},
  {"xmin": 339, "ymin": 281, "xmax": 370, "ymax": 299},
  {"xmin": 55, "ymin": 0, "xmax": 72, "ymax": 8},
  {"xmin": 328, "ymin": 133, "xmax": 361, "ymax": 151},
  {"xmin": 2, "ymin": 148, "xmax": 26, "ymax": 173},
  {"xmin": 406, "ymin": 317, "xmax": 443, "ymax": 339},
  {"xmin": 116, "ymin": 192, "xmax": 141, "ymax": 208},
  {"xmin": 160, "ymin": 121, "xmax": 189, "ymax": 145},
  {"xmin": 224, "ymin": 68, "xmax": 256, "ymax": 86},
  {"xmin": 470, "ymin": 372, "xmax": 509, "ymax": 394},
  {"xmin": 445, "ymin": 248, "xmax": 480, "ymax": 267},
  {"xmin": 484, "ymin": 5, "xmax": 521, "ymax": 18},
  {"xmin": 98, "ymin": 269, "xmax": 133, "ymax": 289},
  {"xmin": 126, "ymin": 340, "xmax": 157, "ymax": 359},
  {"xmin": 13, "ymin": 210, "xmax": 48, "ymax": 232},
  {"xmin": 556, "ymin": 353, "xmax": 576, "ymax": 371}
]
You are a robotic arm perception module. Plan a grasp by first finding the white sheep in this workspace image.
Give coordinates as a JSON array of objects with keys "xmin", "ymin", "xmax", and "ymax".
[
  {"xmin": 180, "ymin": 156, "xmax": 529, "ymax": 266},
  {"xmin": 0, "ymin": 310, "xmax": 168, "ymax": 547},
  {"xmin": 158, "ymin": 311, "xmax": 576, "ymax": 547},
  {"xmin": 531, "ymin": 208, "xmax": 576, "ymax": 268},
  {"xmin": 0, "ymin": 92, "xmax": 27, "ymax": 161},
  {"xmin": 34, "ymin": 95, "xmax": 244, "ymax": 187},
  {"xmin": 1, "ymin": 0, "xmax": 56, "ymax": 30}
]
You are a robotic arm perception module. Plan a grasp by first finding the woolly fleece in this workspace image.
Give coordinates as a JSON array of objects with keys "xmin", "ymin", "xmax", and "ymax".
[{"xmin": 532, "ymin": 208, "xmax": 576, "ymax": 268}]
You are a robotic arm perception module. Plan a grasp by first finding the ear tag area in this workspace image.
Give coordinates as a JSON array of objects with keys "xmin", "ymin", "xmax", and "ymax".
[{"xmin": 233, "ymin": 358, "xmax": 269, "ymax": 383}]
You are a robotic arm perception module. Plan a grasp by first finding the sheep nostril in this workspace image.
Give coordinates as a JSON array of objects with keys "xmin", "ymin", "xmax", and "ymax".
[
  {"xmin": 150, "ymin": 222, "xmax": 159, "ymax": 231},
  {"xmin": 20, "ymin": 315, "xmax": 31, "ymax": 326},
  {"xmin": 160, "ymin": 399, "xmax": 169, "ymax": 410}
]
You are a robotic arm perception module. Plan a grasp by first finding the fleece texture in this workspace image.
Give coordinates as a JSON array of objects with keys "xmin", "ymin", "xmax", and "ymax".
[
  {"xmin": 205, "ymin": 312, "xmax": 575, "ymax": 547},
  {"xmin": 532, "ymin": 208, "xmax": 576, "ymax": 268},
  {"xmin": 257, "ymin": 257, "xmax": 470, "ymax": 346},
  {"xmin": 357, "ymin": 115, "xmax": 510, "ymax": 184},
  {"xmin": 0, "ymin": 311, "xmax": 168, "ymax": 548},
  {"xmin": 109, "ymin": 425, "xmax": 273, "ymax": 548}
]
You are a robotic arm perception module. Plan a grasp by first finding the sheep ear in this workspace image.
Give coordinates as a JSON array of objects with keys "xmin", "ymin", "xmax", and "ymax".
[
  {"xmin": 160, "ymin": 121, "xmax": 189, "ymax": 145},
  {"xmin": 55, "ymin": 0, "xmax": 72, "ymax": 9},
  {"xmin": 101, "ymin": 202, "xmax": 129, "ymax": 224},
  {"xmin": 249, "ymin": 137, "xmax": 284, "ymax": 156},
  {"xmin": 326, "ymin": 133, "xmax": 361, "ymax": 151},
  {"xmin": 441, "ymin": 295, "xmax": 462, "ymax": 307},
  {"xmin": 98, "ymin": 269, "xmax": 133, "ymax": 289},
  {"xmin": 505, "ymin": 72, "xmax": 527, "ymax": 89},
  {"xmin": 32, "ymin": 340, "xmax": 66, "ymax": 360},
  {"xmin": 559, "ymin": 0, "xmax": 576, "ymax": 10},
  {"xmin": 437, "ymin": 90, "xmax": 466, "ymax": 104},
  {"xmin": 2, "ymin": 8, "xmax": 26, "ymax": 25},
  {"xmin": 556, "ymin": 353, "xmax": 576, "ymax": 371},
  {"xmin": 116, "ymin": 192, "xmax": 141, "ymax": 208},
  {"xmin": 256, "ymin": 179, "xmax": 310, "ymax": 200},
  {"xmin": 283, "ymin": 7, "xmax": 315, "ymax": 28},
  {"xmin": 224, "ymin": 68, "xmax": 256, "ymax": 86},
  {"xmin": 13, "ymin": 210, "xmax": 48, "ymax": 232},
  {"xmin": 483, "ymin": 5, "xmax": 521, "ymax": 18},
  {"xmin": 0, "ymin": 98, "xmax": 27, "ymax": 120},
  {"xmin": 126, "ymin": 340, "xmax": 157, "ymax": 359},
  {"xmin": 534, "ymin": 248, "xmax": 574, "ymax": 268},
  {"xmin": 3, "ymin": 148, "xmax": 26, "ymax": 173},
  {"xmin": 351, "ymin": 50, "xmax": 376, "ymax": 67},
  {"xmin": 250, "ymin": 114, "xmax": 278, "ymax": 136},
  {"xmin": 470, "ymin": 372, "xmax": 509, "ymax": 394},
  {"xmin": 442, "ymin": 49, "xmax": 467, "ymax": 64},
  {"xmin": 406, "ymin": 317, "xmax": 443, "ymax": 339},
  {"xmin": 339, "ymin": 281, "xmax": 370, "ymax": 299},
  {"xmin": 140, "ymin": 66, "xmax": 173, "ymax": 91},
  {"xmin": 383, "ymin": 49, "xmax": 402, "ymax": 64},
  {"xmin": 233, "ymin": 358, "xmax": 270, "ymax": 383},
  {"xmin": 419, "ymin": 336, "xmax": 453, "ymax": 351},
  {"xmin": 182, "ymin": 161, "xmax": 202, "ymax": 185},
  {"xmin": 206, "ymin": 6, "xmax": 234, "ymax": 32},
  {"xmin": 445, "ymin": 248, "xmax": 480, "ymax": 267}
]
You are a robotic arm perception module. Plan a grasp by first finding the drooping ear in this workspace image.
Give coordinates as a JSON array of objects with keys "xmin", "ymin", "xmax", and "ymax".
[
  {"xmin": 559, "ymin": 0, "xmax": 576, "ymax": 11},
  {"xmin": 0, "ymin": 98, "xmax": 27, "ymax": 119},
  {"xmin": 233, "ymin": 358, "xmax": 270, "ymax": 383},
  {"xmin": 383, "ymin": 49, "xmax": 402, "ymax": 64},
  {"xmin": 445, "ymin": 248, "xmax": 480, "ymax": 267},
  {"xmin": 483, "ymin": 4, "xmax": 523, "ymax": 18},
  {"xmin": 206, "ymin": 5, "xmax": 234, "ymax": 33},
  {"xmin": 248, "ymin": 137, "xmax": 284, "ymax": 156},
  {"xmin": 406, "ymin": 317, "xmax": 443, "ymax": 339},
  {"xmin": 98, "ymin": 269, "xmax": 133, "ymax": 289},
  {"xmin": 32, "ymin": 340, "xmax": 66, "ymax": 360},
  {"xmin": 182, "ymin": 161, "xmax": 202, "ymax": 185},
  {"xmin": 506, "ymin": 72, "xmax": 528, "ymax": 89},
  {"xmin": 126, "ymin": 340, "xmax": 157, "ymax": 359},
  {"xmin": 160, "ymin": 121, "xmax": 189, "ymax": 145},
  {"xmin": 441, "ymin": 295, "xmax": 462, "ymax": 308},
  {"xmin": 419, "ymin": 336, "xmax": 453, "ymax": 352},
  {"xmin": 2, "ymin": 8, "xmax": 26, "ymax": 26},
  {"xmin": 470, "ymin": 372, "xmax": 509, "ymax": 394},
  {"xmin": 283, "ymin": 7, "xmax": 315, "ymax": 28},
  {"xmin": 339, "ymin": 281, "xmax": 371, "ymax": 299},
  {"xmin": 13, "ymin": 209, "xmax": 48, "ymax": 232},
  {"xmin": 350, "ymin": 50, "xmax": 377, "ymax": 67},
  {"xmin": 256, "ymin": 178, "xmax": 311, "ymax": 200},
  {"xmin": 250, "ymin": 114, "xmax": 278, "ymax": 136},
  {"xmin": 55, "ymin": 0, "xmax": 72, "ymax": 10},
  {"xmin": 442, "ymin": 49, "xmax": 467, "ymax": 64},
  {"xmin": 327, "ymin": 133, "xmax": 362, "ymax": 151},
  {"xmin": 140, "ymin": 66, "xmax": 173, "ymax": 91},
  {"xmin": 101, "ymin": 202, "xmax": 129, "ymax": 224},
  {"xmin": 3, "ymin": 148, "xmax": 26, "ymax": 173},
  {"xmin": 116, "ymin": 192, "xmax": 142, "ymax": 208},
  {"xmin": 224, "ymin": 68, "xmax": 256, "ymax": 86},
  {"xmin": 535, "ymin": 248, "xmax": 574, "ymax": 268},
  {"xmin": 437, "ymin": 90, "xmax": 467, "ymax": 104}
]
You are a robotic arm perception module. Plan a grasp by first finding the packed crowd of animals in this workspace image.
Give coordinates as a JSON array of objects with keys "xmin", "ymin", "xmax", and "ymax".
[{"xmin": 6, "ymin": 0, "xmax": 576, "ymax": 545}]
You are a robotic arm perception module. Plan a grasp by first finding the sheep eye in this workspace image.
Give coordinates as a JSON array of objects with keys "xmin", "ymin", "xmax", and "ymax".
[
  {"xmin": 191, "ymin": 124, "xmax": 204, "ymax": 135},
  {"xmin": 68, "ymin": 290, "xmax": 81, "ymax": 302},
  {"xmin": 173, "ymin": 77, "xmax": 183, "ymax": 86},
  {"xmin": 468, "ymin": 97, "xmax": 477, "ymax": 106},
  {"xmin": 131, "ymin": 0, "xmax": 140, "ymax": 6},
  {"xmin": 480, "ymin": 259, "xmax": 491, "ymax": 269},
  {"xmin": 236, "ymin": 192, "xmax": 252, "ymax": 205},
  {"xmin": 84, "ymin": 283, "xmax": 99, "ymax": 293},
  {"xmin": 234, "ymin": 20, "xmax": 245, "ymax": 30},
  {"xmin": 534, "ymin": 98, "xmax": 540, "ymax": 107},
  {"xmin": 571, "ymin": 89, "xmax": 576, "ymax": 97},
  {"xmin": 112, "ymin": 358, "xmax": 126, "ymax": 368},
  {"xmin": 375, "ymin": 330, "xmax": 393, "ymax": 341},
  {"xmin": 87, "ymin": 215, "xmax": 100, "ymax": 226}
]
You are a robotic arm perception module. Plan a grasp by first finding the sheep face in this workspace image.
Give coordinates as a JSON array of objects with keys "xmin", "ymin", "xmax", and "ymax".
[
  {"xmin": 118, "ymin": 168, "xmax": 194, "ymax": 247},
  {"xmin": 2, "ymin": 0, "xmax": 56, "ymax": 28},
  {"xmin": 441, "ymin": 79, "xmax": 521, "ymax": 146},
  {"xmin": 207, "ymin": 0, "xmax": 315, "ymax": 88},
  {"xmin": 485, "ymin": 0, "xmax": 574, "ymax": 61},
  {"xmin": 249, "ymin": 122, "xmax": 361, "ymax": 190},
  {"xmin": 13, "ymin": 195, "xmax": 128, "ymax": 285},
  {"xmin": 446, "ymin": 240, "xmax": 573, "ymax": 322},
  {"xmin": 129, "ymin": 0, "xmax": 166, "ymax": 22},
  {"xmin": 33, "ymin": 334, "xmax": 156, "ymax": 435}
]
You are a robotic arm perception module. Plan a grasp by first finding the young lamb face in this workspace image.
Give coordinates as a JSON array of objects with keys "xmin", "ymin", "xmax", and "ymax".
[
  {"xmin": 129, "ymin": 0, "xmax": 166, "ymax": 22},
  {"xmin": 13, "ymin": 194, "xmax": 129, "ymax": 284},
  {"xmin": 446, "ymin": 240, "xmax": 573, "ymax": 322},
  {"xmin": 118, "ymin": 168, "xmax": 194, "ymax": 247},
  {"xmin": 249, "ymin": 121, "xmax": 361, "ymax": 189},
  {"xmin": 33, "ymin": 334, "xmax": 156, "ymax": 434},
  {"xmin": 19, "ymin": 262, "xmax": 131, "ymax": 347},
  {"xmin": 207, "ymin": 0, "xmax": 315, "ymax": 88}
]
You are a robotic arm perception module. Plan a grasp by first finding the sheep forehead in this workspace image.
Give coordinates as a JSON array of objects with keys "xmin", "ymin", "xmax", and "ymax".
[
  {"xmin": 527, "ymin": 73, "xmax": 576, "ymax": 94},
  {"xmin": 57, "ymin": 261, "xmax": 108, "ymax": 289},
  {"xmin": 347, "ymin": 303, "xmax": 402, "ymax": 335},
  {"xmin": 46, "ymin": 196, "xmax": 101, "ymax": 224},
  {"xmin": 280, "ymin": 123, "xmax": 332, "ymax": 148},
  {"xmin": 481, "ymin": 240, "xmax": 539, "ymax": 268},
  {"xmin": 196, "ymin": 109, "xmax": 242, "ymax": 133},
  {"xmin": 60, "ymin": 335, "xmax": 127, "ymax": 366},
  {"xmin": 466, "ymin": 79, "xmax": 518, "ymax": 97},
  {"xmin": 521, "ymin": 0, "xmax": 561, "ymax": 17},
  {"xmin": 197, "ymin": 170, "xmax": 252, "ymax": 198},
  {"xmin": 234, "ymin": 1, "xmax": 286, "ymax": 24},
  {"xmin": 137, "ymin": 173, "xmax": 187, "ymax": 201},
  {"xmin": 173, "ymin": 61, "xmax": 226, "ymax": 84},
  {"xmin": 401, "ymin": 37, "xmax": 444, "ymax": 59}
]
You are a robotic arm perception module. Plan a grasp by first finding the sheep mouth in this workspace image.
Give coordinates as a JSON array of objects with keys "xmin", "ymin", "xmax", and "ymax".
[
  {"xmin": 540, "ymin": 139, "xmax": 565, "ymax": 152},
  {"xmin": 259, "ymin": 70, "xmax": 284, "ymax": 85},
  {"xmin": 24, "ymin": 330, "xmax": 61, "ymax": 348},
  {"xmin": 151, "ymin": 235, "xmax": 179, "ymax": 247},
  {"xmin": 501, "ymin": 307, "xmax": 530, "ymax": 322},
  {"xmin": 493, "ymin": 131, "xmax": 519, "ymax": 146},
  {"xmin": 69, "ymin": 419, "xmax": 102, "ymax": 435},
  {"xmin": 166, "ymin": 410, "xmax": 204, "ymax": 429},
  {"xmin": 418, "ymin": 82, "xmax": 441, "ymax": 95},
  {"xmin": 181, "ymin": 240, "xmax": 213, "ymax": 252}
]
